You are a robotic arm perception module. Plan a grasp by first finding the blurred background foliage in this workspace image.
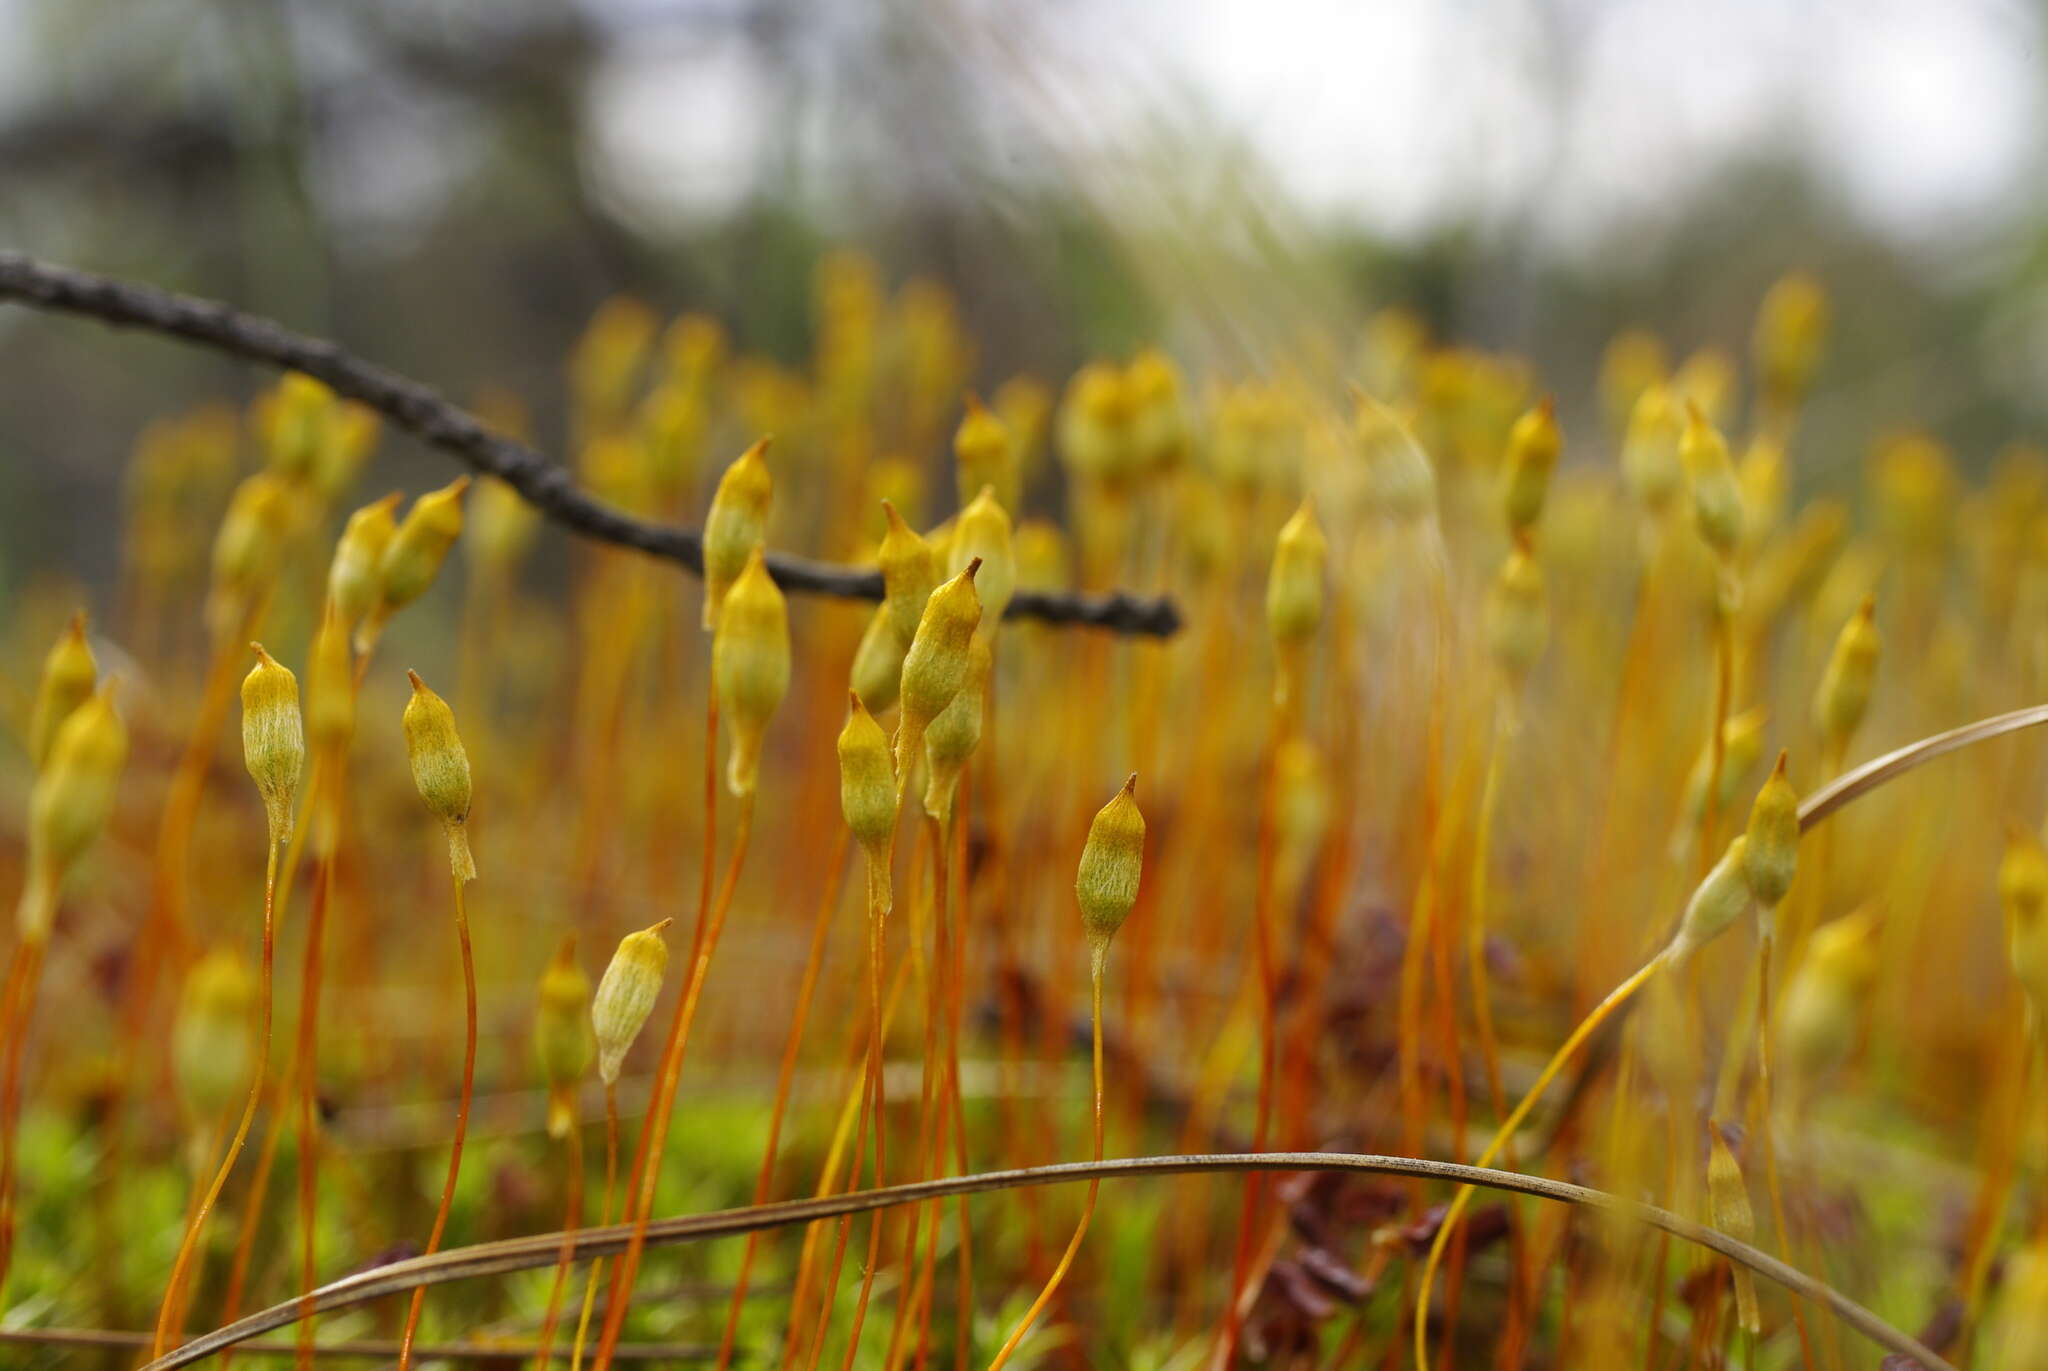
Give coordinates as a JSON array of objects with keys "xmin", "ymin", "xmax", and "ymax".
[{"xmin": 3, "ymin": 0, "xmax": 2048, "ymax": 591}]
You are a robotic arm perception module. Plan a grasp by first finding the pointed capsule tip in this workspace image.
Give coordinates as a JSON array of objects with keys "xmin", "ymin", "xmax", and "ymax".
[
  {"xmin": 963, "ymin": 557, "xmax": 983, "ymax": 579},
  {"xmin": 442, "ymin": 474, "xmax": 473, "ymax": 497},
  {"xmin": 963, "ymin": 391, "xmax": 988, "ymax": 415},
  {"xmin": 1772, "ymin": 749, "xmax": 1789, "ymax": 778},
  {"xmin": 1856, "ymin": 591, "xmax": 1877, "ymax": 620},
  {"xmin": 406, "ymin": 668, "xmax": 427, "ymax": 692},
  {"xmin": 646, "ymin": 917, "xmax": 675, "ymax": 937},
  {"xmin": 1537, "ymin": 394, "xmax": 1557, "ymax": 418},
  {"xmin": 1121, "ymin": 773, "xmax": 1138, "ymax": 796},
  {"xmin": 67, "ymin": 609, "xmax": 89, "ymax": 635},
  {"xmin": 249, "ymin": 641, "xmax": 274, "ymax": 664}
]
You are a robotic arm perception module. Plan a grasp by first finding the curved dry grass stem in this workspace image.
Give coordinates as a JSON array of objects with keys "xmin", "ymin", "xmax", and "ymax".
[
  {"xmin": 137, "ymin": 1149, "xmax": 1954, "ymax": 1371},
  {"xmin": 1793, "ymin": 702, "xmax": 2048, "ymax": 831},
  {"xmin": 0, "ymin": 252, "xmax": 1179, "ymax": 636}
]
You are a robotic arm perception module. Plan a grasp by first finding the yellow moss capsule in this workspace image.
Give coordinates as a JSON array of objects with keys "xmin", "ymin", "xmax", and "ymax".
[
  {"xmin": 20, "ymin": 683, "xmax": 128, "ymax": 941},
  {"xmin": 1677, "ymin": 708, "xmax": 1769, "ymax": 834},
  {"xmin": 209, "ymin": 472, "xmax": 293, "ymax": 635},
  {"xmin": 1870, "ymin": 432, "xmax": 1955, "ymax": 557},
  {"xmin": 260, "ymin": 373, "xmax": 334, "ymax": 480},
  {"xmin": 1705, "ymin": 1125, "xmax": 1760, "ymax": 1334},
  {"xmin": 329, "ymin": 492, "xmax": 402, "ymax": 631},
  {"xmin": 1076, "ymin": 775, "xmax": 1145, "ymax": 973},
  {"xmin": 1777, "ymin": 908, "xmax": 1878, "ymax": 1089},
  {"xmin": 1014, "ymin": 519, "xmax": 1071, "ymax": 592},
  {"xmin": 403, "ymin": 670, "xmax": 474, "ymax": 882},
  {"xmin": 378, "ymin": 476, "xmax": 470, "ymax": 618},
  {"xmin": 839, "ymin": 691, "xmax": 897, "ymax": 861},
  {"xmin": 1814, "ymin": 594, "xmax": 1880, "ymax": 749},
  {"xmin": 2000, "ymin": 827, "xmax": 2048, "ymax": 1020},
  {"xmin": 950, "ymin": 486, "xmax": 1015, "ymax": 632},
  {"xmin": 701, "ymin": 438, "xmax": 774, "ymax": 630},
  {"xmin": 28, "ymin": 612, "xmax": 96, "ymax": 772},
  {"xmin": 535, "ymin": 936, "xmax": 593, "ymax": 1138},
  {"xmin": 174, "ymin": 946, "xmax": 258, "ymax": 1123},
  {"xmin": 850, "ymin": 605, "xmax": 905, "ymax": 714},
  {"xmin": 1994, "ymin": 1240, "xmax": 2048, "ymax": 1367},
  {"xmin": 638, "ymin": 382, "xmax": 708, "ymax": 501},
  {"xmin": 923, "ymin": 637, "xmax": 990, "ymax": 820},
  {"xmin": 1667, "ymin": 836, "xmax": 1751, "ymax": 964},
  {"xmin": 242, "ymin": 644, "xmax": 305, "ymax": 848},
  {"xmin": 1127, "ymin": 347, "xmax": 1188, "ymax": 475},
  {"xmin": 1674, "ymin": 347, "xmax": 1736, "ymax": 429},
  {"xmin": 1484, "ymin": 538, "xmax": 1548, "ymax": 685},
  {"xmin": 1737, "ymin": 435, "xmax": 1788, "ymax": 550},
  {"xmin": 1741, "ymin": 751, "xmax": 1799, "ymax": 909},
  {"xmin": 1753, "ymin": 273, "xmax": 1829, "ymax": 416},
  {"xmin": 570, "ymin": 295, "xmax": 658, "ymax": 434},
  {"xmin": 712, "ymin": 549, "xmax": 791, "ymax": 798},
  {"xmin": 317, "ymin": 403, "xmax": 380, "ymax": 500},
  {"xmin": 1500, "ymin": 397, "xmax": 1561, "ymax": 534},
  {"xmin": 468, "ymin": 476, "xmax": 542, "ymax": 576},
  {"xmin": 1682, "ymin": 404, "xmax": 1742, "ymax": 559},
  {"xmin": 879, "ymin": 500, "xmax": 939, "ymax": 648},
  {"xmin": 896, "ymin": 560, "xmax": 983, "ymax": 781},
  {"xmin": 1266, "ymin": 501, "xmax": 1328, "ymax": 646},
  {"xmin": 954, "ymin": 394, "xmax": 1019, "ymax": 513},
  {"xmin": 306, "ymin": 601, "xmax": 355, "ymax": 753},
  {"xmin": 995, "ymin": 374, "xmax": 1052, "ymax": 476},
  {"xmin": 1057, "ymin": 362, "xmax": 1136, "ymax": 487},
  {"xmin": 1598, "ymin": 329, "xmax": 1668, "ymax": 436},
  {"xmin": 592, "ymin": 919, "xmax": 672, "ymax": 1085},
  {"xmin": 1621, "ymin": 383, "xmax": 1683, "ymax": 514}
]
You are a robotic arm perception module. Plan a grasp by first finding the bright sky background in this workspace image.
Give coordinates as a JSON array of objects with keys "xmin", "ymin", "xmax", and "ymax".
[{"xmin": 585, "ymin": 0, "xmax": 2048, "ymax": 265}]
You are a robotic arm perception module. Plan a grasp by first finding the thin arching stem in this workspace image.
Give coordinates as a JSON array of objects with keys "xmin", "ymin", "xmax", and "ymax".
[
  {"xmin": 154, "ymin": 837, "xmax": 282, "ymax": 1358},
  {"xmin": 140, "ymin": 1147, "xmax": 1955, "ymax": 1371},
  {"xmin": 1752, "ymin": 928, "xmax": 1816, "ymax": 1371},
  {"xmin": 987, "ymin": 968, "xmax": 1106, "ymax": 1371},
  {"xmin": 395, "ymin": 864, "xmax": 478, "ymax": 1371}
]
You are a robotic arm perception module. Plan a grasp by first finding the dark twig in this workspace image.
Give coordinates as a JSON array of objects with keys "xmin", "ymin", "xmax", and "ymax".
[
  {"xmin": 0, "ymin": 251, "xmax": 1182, "ymax": 636},
  {"xmin": 141, "ymin": 1151, "xmax": 1952, "ymax": 1371},
  {"xmin": 0, "ymin": 1327, "xmax": 716, "ymax": 1361}
]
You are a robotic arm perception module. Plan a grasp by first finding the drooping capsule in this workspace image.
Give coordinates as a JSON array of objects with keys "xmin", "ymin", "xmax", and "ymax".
[
  {"xmin": 592, "ymin": 919, "xmax": 672, "ymax": 1086},
  {"xmin": 377, "ymin": 477, "xmax": 470, "ymax": 621}
]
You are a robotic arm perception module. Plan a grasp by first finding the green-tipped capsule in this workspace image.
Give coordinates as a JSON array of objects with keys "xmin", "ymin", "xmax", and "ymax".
[
  {"xmin": 592, "ymin": 919, "xmax": 672, "ymax": 1085},
  {"xmin": 1484, "ymin": 538, "xmax": 1548, "ymax": 685},
  {"xmin": 1682, "ymin": 404, "xmax": 1742, "ymax": 559},
  {"xmin": 28, "ymin": 612, "xmax": 96, "ymax": 772},
  {"xmin": 1666, "ymin": 836, "xmax": 1751, "ymax": 964},
  {"xmin": 1705, "ymin": 1125, "xmax": 1760, "ymax": 1334},
  {"xmin": 20, "ymin": 683, "xmax": 128, "ymax": 942},
  {"xmin": 377, "ymin": 476, "xmax": 470, "ymax": 620},
  {"xmin": 242, "ymin": 644, "xmax": 305, "ymax": 849},
  {"xmin": 701, "ymin": 438, "xmax": 773, "ymax": 630},
  {"xmin": 174, "ymin": 947, "xmax": 259, "ymax": 1124},
  {"xmin": 1076, "ymin": 775, "xmax": 1145, "ymax": 974},
  {"xmin": 838, "ymin": 691, "xmax": 897, "ymax": 863},
  {"xmin": 896, "ymin": 560, "xmax": 983, "ymax": 783},
  {"xmin": 2000, "ymin": 828, "xmax": 2048, "ymax": 1021},
  {"xmin": 1814, "ymin": 594, "xmax": 1880, "ymax": 749},
  {"xmin": 535, "ymin": 936, "xmax": 594, "ymax": 1138},
  {"xmin": 1741, "ymin": 751, "xmax": 1799, "ymax": 909},
  {"xmin": 712, "ymin": 549, "xmax": 791, "ymax": 798},
  {"xmin": 879, "ymin": 500, "xmax": 939, "ymax": 648},
  {"xmin": 1500, "ymin": 397, "xmax": 1561, "ymax": 534},
  {"xmin": 950, "ymin": 487, "xmax": 1015, "ymax": 632},
  {"xmin": 329, "ymin": 492, "xmax": 402, "ymax": 631},
  {"xmin": 923, "ymin": 637, "xmax": 990, "ymax": 820},
  {"xmin": 403, "ymin": 670, "xmax": 474, "ymax": 882}
]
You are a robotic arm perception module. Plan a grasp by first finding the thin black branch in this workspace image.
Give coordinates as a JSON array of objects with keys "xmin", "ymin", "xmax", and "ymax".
[
  {"xmin": 0, "ymin": 251, "xmax": 1182, "ymax": 637},
  {"xmin": 0, "ymin": 1327, "xmax": 713, "ymax": 1362},
  {"xmin": 141, "ymin": 1151, "xmax": 1952, "ymax": 1371}
]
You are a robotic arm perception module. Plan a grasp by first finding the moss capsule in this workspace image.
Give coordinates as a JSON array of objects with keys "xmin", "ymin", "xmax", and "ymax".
[
  {"xmin": 28, "ymin": 612, "xmax": 96, "ymax": 773},
  {"xmin": 1076, "ymin": 775, "xmax": 1145, "ymax": 973},
  {"xmin": 535, "ymin": 936, "xmax": 594, "ymax": 1138},
  {"xmin": 1741, "ymin": 751, "xmax": 1799, "ymax": 909},
  {"xmin": 20, "ymin": 683, "xmax": 128, "ymax": 942},
  {"xmin": 241, "ymin": 644, "xmax": 305, "ymax": 849},
  {"xmin": 701, "ymin": 438, "xmax": 773, "ymax": 630},
  {"xmin": 592, "ymin": 919, "xmax": 672, "ymax": 1085},
  {"xmin": 711, "ymin": 549, "xmax": 791, "ymax": 798},
  {"xmin": 403, "ymin": 670, "xmax": 475, "ymax": 882}
]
